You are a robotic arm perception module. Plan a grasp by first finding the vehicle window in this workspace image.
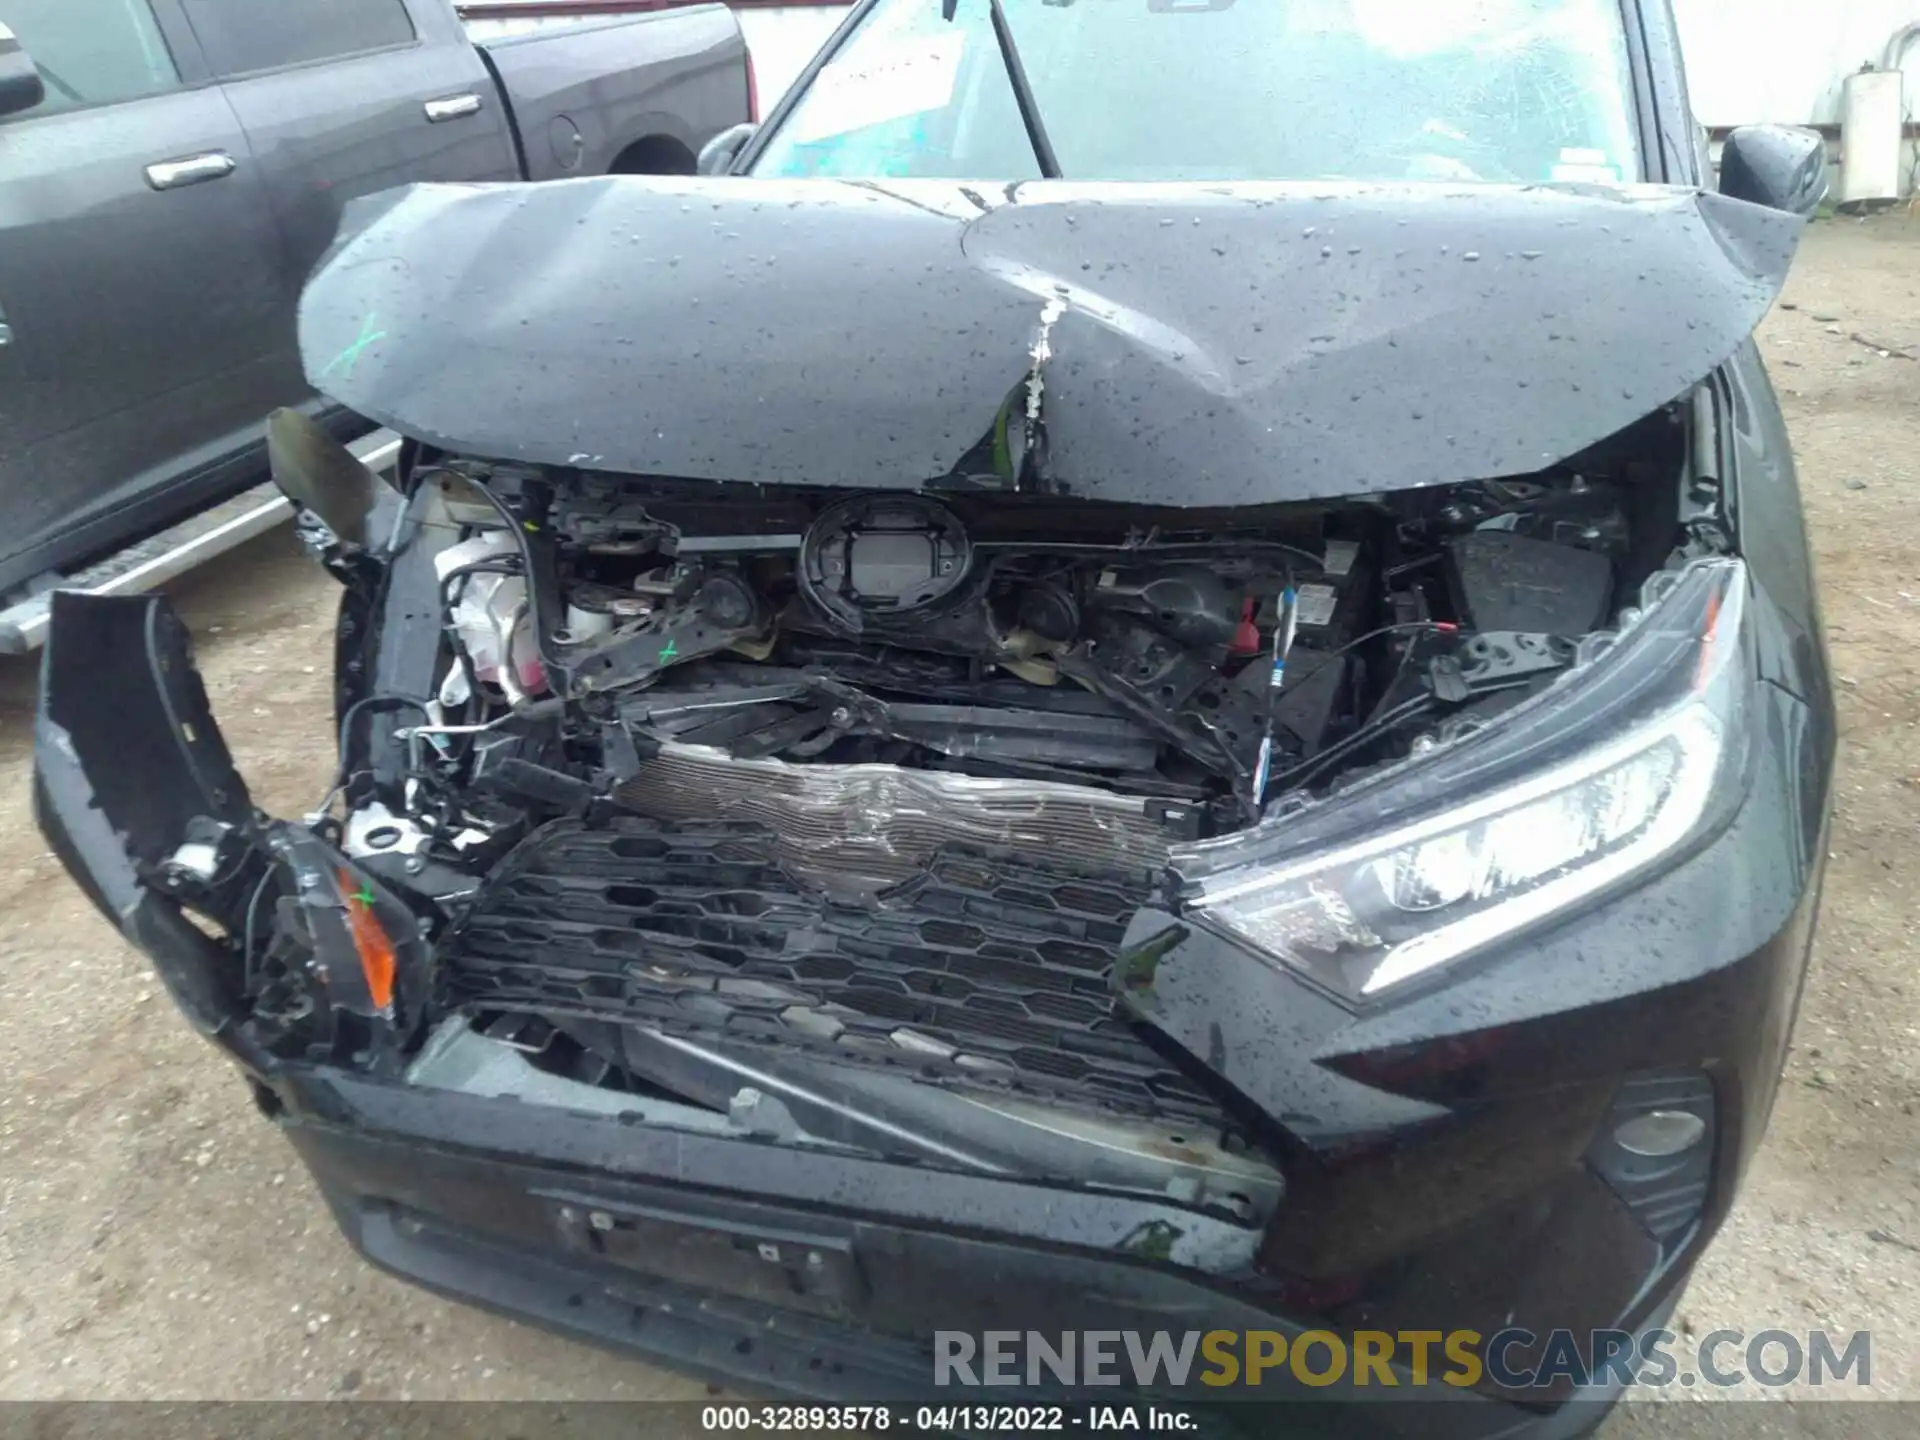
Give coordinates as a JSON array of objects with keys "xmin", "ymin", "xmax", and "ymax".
[
  {"xmin": 0, "ymin": 0, "xmax": 180, "ymax": 120},
  {"xmin": 751, "ymin": 0, "xmax": 1642, "ymax": 186},
  {"xmin": 183, "ymin": 0, "xmax": 416, "ymax": 78}
]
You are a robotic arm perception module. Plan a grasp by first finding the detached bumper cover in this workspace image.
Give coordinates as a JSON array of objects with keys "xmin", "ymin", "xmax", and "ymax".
[{"xmin": 33, "ymin": 591, "xmax": 265, "ymax": 1049}]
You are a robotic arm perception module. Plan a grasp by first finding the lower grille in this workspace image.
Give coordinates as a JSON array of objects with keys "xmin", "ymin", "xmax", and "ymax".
[{"xmin": 436, "ymin": 818, "xmax": 1225, "ymax": 1124}]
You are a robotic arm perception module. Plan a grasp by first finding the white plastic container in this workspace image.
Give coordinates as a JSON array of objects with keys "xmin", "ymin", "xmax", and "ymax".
[
  {"xmin": 434, "ymin": 531, "xmax": 544, "ymax": 702},
  {"xmin": 1839, "ymin": 68, "xmax": 1904, "ymax": 207}
]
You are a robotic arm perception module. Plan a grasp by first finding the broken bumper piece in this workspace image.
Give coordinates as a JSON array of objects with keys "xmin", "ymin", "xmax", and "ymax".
[{"xmin": 34, "ymin": 591, "xmax": 420, "ymax": 1075}]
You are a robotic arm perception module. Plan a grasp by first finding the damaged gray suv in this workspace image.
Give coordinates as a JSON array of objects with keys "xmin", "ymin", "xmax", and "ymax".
[{"xmin": 36, "ymin": 0, "xmax": 1833, "ymax": 1432}]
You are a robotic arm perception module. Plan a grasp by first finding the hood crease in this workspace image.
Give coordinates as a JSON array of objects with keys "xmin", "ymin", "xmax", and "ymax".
[{"xmin": 299, "ymin": 176, "xmax": 1802, "ymax": 505}]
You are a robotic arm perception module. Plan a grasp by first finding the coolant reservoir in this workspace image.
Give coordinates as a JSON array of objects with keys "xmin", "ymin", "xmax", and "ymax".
[
  {"xmin": 1840, "ymin": 68, "xmax": 1903, "ymax": 209},
  {"xmin": 434, "ymin": 531, "xmax": 546, "ymax": 701}
]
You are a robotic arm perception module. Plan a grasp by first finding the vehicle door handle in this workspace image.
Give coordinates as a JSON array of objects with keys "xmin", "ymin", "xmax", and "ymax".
[
  {"xmin": 145, "ymin": 152, "xmax": 236, "ymax": 190},
  {"xmin": 424, "ymin": 93, "xmax": 483, "ymax": 123}
]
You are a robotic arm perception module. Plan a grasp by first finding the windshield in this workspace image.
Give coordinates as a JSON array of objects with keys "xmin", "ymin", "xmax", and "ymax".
[{"xmin": 750, "ymin": 0, "xmax": 1641, "ymax": 185}]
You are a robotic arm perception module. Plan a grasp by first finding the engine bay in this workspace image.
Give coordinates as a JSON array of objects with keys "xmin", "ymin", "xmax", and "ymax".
[{"xmin": 393, "ymin": 412, "xmax": 1679, "ymax": 862}]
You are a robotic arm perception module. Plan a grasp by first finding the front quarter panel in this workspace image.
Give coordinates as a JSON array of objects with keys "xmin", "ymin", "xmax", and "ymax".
[{"xmin": 1723, "ymin": 342, "xmax": 1833, "ymax": 711}]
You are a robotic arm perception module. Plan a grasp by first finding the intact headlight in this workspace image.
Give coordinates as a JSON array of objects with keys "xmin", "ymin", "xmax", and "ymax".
[{"xmin": 1189, "ymin": 559, "xmax": 1751, "ymax": 1001}]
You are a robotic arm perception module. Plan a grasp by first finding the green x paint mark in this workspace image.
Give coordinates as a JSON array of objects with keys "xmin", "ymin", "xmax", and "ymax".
[
  {"xmin": 320, "ymin": 313, "xmax": 387, "ymax": 379},
  {"xmin": 658, "ymin": 638, "xmax": 679, "ymax": 662},
  {"xmin": 350, "ymin": 882, "xmax": 377, "ymax": 908}
]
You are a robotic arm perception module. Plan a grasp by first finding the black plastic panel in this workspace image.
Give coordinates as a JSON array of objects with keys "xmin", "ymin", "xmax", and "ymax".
[{"xmin": 1446, "ymin": 531, "xmax": 1613, "ymax": 636}]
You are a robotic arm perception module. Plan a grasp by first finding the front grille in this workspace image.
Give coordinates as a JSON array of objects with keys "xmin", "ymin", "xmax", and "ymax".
[{"xmin": 436, "ymin": 817, "xmax": 1226, "ymax": 1123}]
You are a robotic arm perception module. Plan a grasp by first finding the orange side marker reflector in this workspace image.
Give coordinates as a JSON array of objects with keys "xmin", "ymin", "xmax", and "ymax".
[
  {"xmin": 1695, "ymin": 584, "xmax": 1723, "ymax": 691},
  {"xmin": 338, "ymin": 867, "xmax": 396, "ymax": 1013}
]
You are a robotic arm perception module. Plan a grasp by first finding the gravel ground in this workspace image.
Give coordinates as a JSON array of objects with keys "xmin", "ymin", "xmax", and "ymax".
[{"xmin": 0, "ymin": 217, "xmax": 1914, "ymax": 1429}]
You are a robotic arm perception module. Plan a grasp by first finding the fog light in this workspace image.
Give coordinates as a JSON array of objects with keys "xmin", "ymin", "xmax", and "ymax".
[
  {"xmin": 1613, "ymin": 1109, "xmax": 1708, "ymax": 1158},
  {"xmin": 1588, "ymin": 1070, "xmax": 1716, "ymax": 1248}
]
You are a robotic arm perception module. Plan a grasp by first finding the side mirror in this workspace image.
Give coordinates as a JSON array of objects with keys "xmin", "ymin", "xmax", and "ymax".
[
  {"xmin": 0, "ymin": 24, "xmax": 44, "ymax": 119},
  {"xmin": 1719, "ymin": 125, "xmax": 1827, "ymax": 217},
  {"xmin": 697, "ymin": 122, "xmax": 757, "ymax": 176}
]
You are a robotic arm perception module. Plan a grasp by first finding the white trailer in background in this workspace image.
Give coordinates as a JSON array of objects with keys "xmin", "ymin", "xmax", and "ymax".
[{"xmin": 1674, "ymin": 0, "xmax": 1918, "ymax": 201}]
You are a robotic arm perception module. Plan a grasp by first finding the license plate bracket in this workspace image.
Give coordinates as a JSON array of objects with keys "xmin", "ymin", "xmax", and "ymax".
[{"xmin": 543, "ymin": 1191, "xmax": 867, "ymax": 1320}]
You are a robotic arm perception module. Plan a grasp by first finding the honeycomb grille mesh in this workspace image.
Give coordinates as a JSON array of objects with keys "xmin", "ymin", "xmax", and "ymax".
[{"xmin": 436, "ymin": 818, "xmax": 1224, "ymax": 1122}]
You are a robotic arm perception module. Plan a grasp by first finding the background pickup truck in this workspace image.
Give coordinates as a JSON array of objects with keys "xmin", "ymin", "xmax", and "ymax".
[{"xmin": 0, "ymin": 0, "xmax": 750, "ymax": 611}]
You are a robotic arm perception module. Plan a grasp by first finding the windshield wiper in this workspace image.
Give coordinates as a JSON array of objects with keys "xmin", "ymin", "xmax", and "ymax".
[{"xmin": 946, "ymin": 0, "xmax": 1061, "ymax": 179}]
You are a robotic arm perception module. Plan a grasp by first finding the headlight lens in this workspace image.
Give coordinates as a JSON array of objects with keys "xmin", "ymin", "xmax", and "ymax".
[{"xmin": 1191, "ymin": 560, "xmax": 1750, "ymax": 1000}]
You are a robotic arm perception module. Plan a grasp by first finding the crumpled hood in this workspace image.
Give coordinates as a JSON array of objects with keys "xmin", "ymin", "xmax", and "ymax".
[{"xmin": 300, "ymin": 176, "xmax": 1802, "ymax": 506}]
